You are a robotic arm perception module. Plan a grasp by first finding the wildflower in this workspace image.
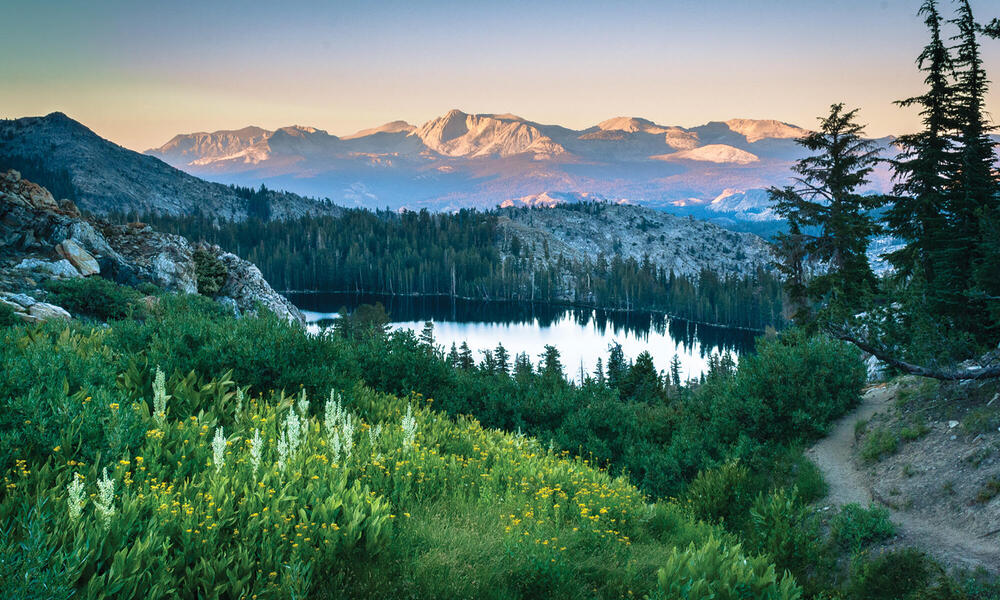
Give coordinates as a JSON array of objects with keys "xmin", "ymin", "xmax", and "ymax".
[
  {"xmin": 276, "ymin": 434, "xmax": 289, "ymax": 470},
  {"xmin": 94, "ymin": 468, "xmax": 115, "ymax": 529},
  {"xmin": 212, "ymin": 427, "xmax": 226, "ymax": 472},
  {"xmin": 152, "ymin": 367, "xmax": 167, "ymax": 427},
  {"xmin": 368, "ymin": 423, "xmax": 382, "ymax": 448},
  {"xmin": 67, "ymin": 473, "xmax": 85, "ymax": 520},
  {"xmin": 297, "ymin": 389, "xmax": 309, "ymax": 419},
  {"xmin": 401, "ymin": 404, "xmax": 417, "ymax": 446},
  {"xmin": 235, "ymin": 387, "xmax": 244, "ymax": 421},
  {"xmin": 109, "ymin": 403, "xmax": 120, "ymax": 411},
  {"xmin": 249, "ymin": 428, "xmax": 263, "ymax": 471}
]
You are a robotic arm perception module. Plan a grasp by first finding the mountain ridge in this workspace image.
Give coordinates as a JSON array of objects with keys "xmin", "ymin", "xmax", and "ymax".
[
  {"xmin": 141, "ymin": 109, "xmax": 835, "ymax": 213},
  {"xmin": 0, "ymin": 113, "xmax": 340, "ymax": 220}
]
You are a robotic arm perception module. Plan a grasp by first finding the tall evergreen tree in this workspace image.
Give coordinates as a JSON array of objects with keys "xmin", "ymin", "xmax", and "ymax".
[
  {"xmin": 770, "ymin": 104, "xmax": 886, "ymax": 323},
  {"xmin": 947, "ymin": 0, "xmax": 999, "ymax": 331},
  {"xmin": 887, "ymin": 0, "xmax": 958, "ymax": 296}
]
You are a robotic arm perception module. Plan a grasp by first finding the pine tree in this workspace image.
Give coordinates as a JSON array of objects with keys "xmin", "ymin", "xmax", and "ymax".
[
  {"xmin": 494, "ymin": 342, "xmax": 510, "ymax": 375},
  {"xmin": 419, "ymin": 321, "xmax": 435, "ymax": 349},
  {"xmin": 620, "ymin": 351, "xmax": 663, "ymax": 402},
  {"xmin": 887, "ymin": 0, "xmax": 958, "ymax": 295},
  {"xmin": 770, "ymin": 103, "xmax": 886, "ymax": 323},
  {"xmin": 670, "ymin": 354, "xmax": 682, "ymax": 389},
  {"xmin": 458, "ymin": 342, "xmax": 475, "ymax": 370},
  {"xmin": 946, "ymin": 0, "xmax": 999, "ymax": 332},
  {"xmin": 606, "ymin": 343, "xmax": 627, "ymax": 389}
]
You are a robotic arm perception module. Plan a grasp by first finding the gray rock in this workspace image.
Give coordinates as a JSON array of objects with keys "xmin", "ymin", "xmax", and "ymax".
[
  {"xmin": 15, "ymin": 258, "xmax": 81, "ymax": 278},
  {"xmin": 26, "ymin": 302, "xmax": 71, "ymax": 321},
  {"xmin": 217, "ymin": 296, "xmax": 240, "ymax": 317},
  {"xmin": 56, "ymin": 239, "xmax": 100, "ymax": 276},
  {"xmin": 151, "ymin": 251, "xmax": 197, "ymax": 294},
  {"xmin": 217, "ymin": 252, "xmax": 304, "ymax": 324},
  {"xmin": 2, "ymin": 293, "xmax": 37, "ymax": 308}
]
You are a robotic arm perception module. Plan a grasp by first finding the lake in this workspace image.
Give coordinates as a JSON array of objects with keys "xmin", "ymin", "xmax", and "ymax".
[{"xmin": 287, "ymin": 292, "xmax": 757, "ymax": 382}]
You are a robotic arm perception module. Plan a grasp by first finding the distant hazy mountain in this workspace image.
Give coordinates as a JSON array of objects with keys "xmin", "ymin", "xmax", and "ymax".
[
  {"xmin": 0, "ymin": 113, "xmax": 338, "ymax": 220},
  {"xmin": 148, "ymin": 109, "xmax": 875, "ymax": 213}
]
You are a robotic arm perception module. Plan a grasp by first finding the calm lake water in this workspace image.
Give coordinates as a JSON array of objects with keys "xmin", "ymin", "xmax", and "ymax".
[{"xmin": 287, "ymin": 293, "xmax": 757, "ymax": 382}]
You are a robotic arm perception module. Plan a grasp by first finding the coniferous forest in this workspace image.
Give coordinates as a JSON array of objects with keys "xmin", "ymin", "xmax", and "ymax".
[{"xmin": 146, "ymin": 208, "xmax": 785, "ymax": 330}]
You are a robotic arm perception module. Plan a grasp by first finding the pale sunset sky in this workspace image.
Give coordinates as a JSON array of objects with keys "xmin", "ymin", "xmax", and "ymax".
[{"xmin": 2, "ymin": 0, "xmax": 998, "ymax": 150}]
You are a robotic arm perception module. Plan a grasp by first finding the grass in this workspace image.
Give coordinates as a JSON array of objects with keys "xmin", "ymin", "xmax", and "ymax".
[
  {"xmin": 861, "ymin": 426, "xmax": 900, "ymax": 463},
  {"xmin": 830, "ymin": 504, "xmax": 896, "ymax": 552},
  {"xmin": 975, "ymin": 477, "xmax": 1000, "ymax": 504}
]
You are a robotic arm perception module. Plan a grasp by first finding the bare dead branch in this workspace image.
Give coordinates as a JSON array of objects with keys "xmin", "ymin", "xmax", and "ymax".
[{"xmin": 830, "ymin": 327, "xmax": 1000, "ymax": 381}]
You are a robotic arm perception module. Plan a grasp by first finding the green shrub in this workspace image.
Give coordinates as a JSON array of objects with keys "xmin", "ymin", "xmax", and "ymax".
[
  {"xmin": 962, "ymin": 407, "xmax": 1000, "ymax": 435},
  {"xmin": 791, "ymin": 457, "xmax": 828, "ymax": 504},
  {"xmin": 683, "ymin": 460, "xmax": 753, "ymax": 528},
  {"xmin": 655, "ymin": 537, "xmax": 802, "ymax": 600},
  {"xmin": 0, "ymin": 325, "xmax": 142, "ymax": 470},
  {"xmin": 45, "ymin": 277, "xmax": 144, "ymax": 320},
  {"xmin": 901, "ymin": 415, "xmax": 931, "ymax": 441},
  {"xmin": 861, "ymin": 427, "xmax": 900, "ymax": 463},
  {"xmin": 193, "ymin": 248, "xmax": 227, "ymax": 297},
  {"xmin": 974, "ymin": 477, "xmax": 1000, "ymax": 504},
  {"xmin": 831, "ymin": 504, "xmax": 896, "ymax": 552},
  {"xmin": 849, "ymin": 549, "xmax": 931, "ymax": 600},
  {"xmin": 746, "ymin": 487, "xmax": 829, "ymax": 596},
  {"xmin": 0, "ymin": 302, "xmax": 19, "ymax": 327},
  {"xmin": 729, "ymin": 329, "xmax": 866, "ymax": 443}
]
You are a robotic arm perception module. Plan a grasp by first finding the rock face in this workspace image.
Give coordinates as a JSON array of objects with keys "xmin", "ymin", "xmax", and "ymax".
[
  {"xmin": 0, "ymin": 170, "xmax": 304, "ymax": 324},
  {"xmin": 56, "ymin": 239, "xmax": 100, "ymax": 276}
]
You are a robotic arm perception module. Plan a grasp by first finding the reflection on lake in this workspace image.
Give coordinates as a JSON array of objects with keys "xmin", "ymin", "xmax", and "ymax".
[{"xmin": 287, "ymin": 293, "xmax": 757, "ymax": 382}]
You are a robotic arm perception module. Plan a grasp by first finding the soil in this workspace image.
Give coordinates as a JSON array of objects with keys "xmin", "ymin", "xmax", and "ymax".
[{"xmin": 807, "ymin": 379, "xmax": 1000, "ymax": 573}]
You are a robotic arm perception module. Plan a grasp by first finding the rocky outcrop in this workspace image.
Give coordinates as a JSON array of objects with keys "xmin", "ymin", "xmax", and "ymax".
[
  {"xmin": 0, "ymin": 170, "xmax": 304, "ymax": 324},
  {"xmin": 56, "ymin": 239, "xmax": 100, "ymax": 276},
  {"xmin": 0, "ymin": 291, "xmax": 70, "ymax": 323}
]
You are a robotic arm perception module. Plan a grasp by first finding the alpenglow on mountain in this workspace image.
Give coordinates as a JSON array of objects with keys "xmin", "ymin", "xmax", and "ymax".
[{"xmin": 146, "ymin": 109, "xmax": 895, "ymax": 215}]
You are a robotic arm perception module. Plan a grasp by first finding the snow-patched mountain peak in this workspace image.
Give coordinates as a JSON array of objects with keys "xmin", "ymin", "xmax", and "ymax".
[
  {"xmin": 342, "ymin": 120, "xmax": 416, "ymax": 140},
  {"xmin": 708, "ymin": 188, "xmax": 780, "ymax": 221},
  {"xmin": 412, "ymin": 110, "xmax": 565, "ymax": 158},
  {"xmin": 500, "ymin": 191, "xmax": 625, "ymax": 208},
  {"xmin": 724, "ymin": 119, "xmax": 808, "ymax": 143},
  {"xmin": 597, "ymin": 116, "xmax": 671, "ymax": 134},
  {"xmin": 147, "ymin": 126, "xmax": 271, "ymax": 164},
  {"xmin": 274, "ymin": 125, "xmax": 329, "ymax": 138},
  {"xmin": 653, "ymin": 144, "xmax": 760, "ymax": 164}
]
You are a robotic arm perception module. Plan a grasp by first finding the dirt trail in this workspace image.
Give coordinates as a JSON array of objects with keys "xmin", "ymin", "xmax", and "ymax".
[{"xmin": 806, "ymin": 384, "xmax": 1000, "ymax": 573}]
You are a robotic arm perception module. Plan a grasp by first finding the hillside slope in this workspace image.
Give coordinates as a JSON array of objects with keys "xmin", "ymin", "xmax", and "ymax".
[{"xmin": 497, "ymin": 202, "xmax": 774, "ymax": 278}]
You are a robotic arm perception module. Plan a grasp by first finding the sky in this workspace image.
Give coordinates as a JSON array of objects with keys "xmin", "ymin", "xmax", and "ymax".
[{"xmin": 2, "ymin": 0, "xmax": 999, "ymax": 151}]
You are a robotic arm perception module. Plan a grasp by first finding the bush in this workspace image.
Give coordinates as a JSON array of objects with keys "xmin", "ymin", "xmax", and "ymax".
[
  {"xmin": 0, "ymin": 302, "xmax": 19, "ymax": 327},
  {"xmin": 45, "ymin": 277, "xmax": 144, "ymax": 320},
  {"xmin": 831, "ymin": 504, "xmax": 896, "ymax": 552},
  {"xmin": 861, "ymin": 427, "xmax": 900, "ymax": 463},
  {"xmin": 193, "ymin": 248, "xmax": 227, "ymax": 297},
  {"xmin": 730, "ymin": 329, "xmax": 866, "ymax": 442},
  {"xmin": 683, "ymin": 460, "xmax": 754, "ymax": 528},
  {"xmin": 849, "ymin": 549, "xmax": 931, "ymax": 600},
  {"xmin": 655, "ymin": 537, "xmax": 802, "ymax": 600},
  {"xmin": 746, "ymin": 487, "xmax": 829, "ymax": 596}
]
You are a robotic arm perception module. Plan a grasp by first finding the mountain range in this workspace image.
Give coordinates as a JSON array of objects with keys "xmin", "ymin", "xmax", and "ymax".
[
  {"xmin": 0, "ymin": 113, "xmax": 339, "ymax": 220},
  {"xmin": 144, "ymin": 109, "xmax": 896, "ymax": 216}
]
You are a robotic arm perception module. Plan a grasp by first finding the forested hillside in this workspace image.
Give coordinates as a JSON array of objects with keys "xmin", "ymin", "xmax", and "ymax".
[{"xmin": 146, "ymin": 206, "xmax": 784, "ymax": 330}]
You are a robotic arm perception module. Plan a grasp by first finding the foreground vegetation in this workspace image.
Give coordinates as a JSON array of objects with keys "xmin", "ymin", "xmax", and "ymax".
[{"xmin": 2, "ymin": 284, "xmax": 997, "ymax": 598}]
